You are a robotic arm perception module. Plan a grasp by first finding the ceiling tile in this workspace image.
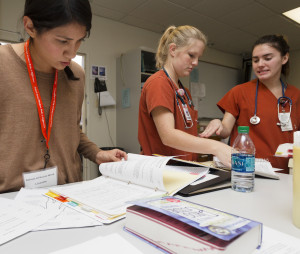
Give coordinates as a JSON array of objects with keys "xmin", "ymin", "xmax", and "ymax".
[
  {"xmin": 91, "ymin": 0, "xmax": 147, "ymax": 13},
  {"xmin": 218, "ymin": 2, "xmax": 275, "ymax": 28},
  {"xmin": 129, "ymin": 0, "xmax": 185, "ymax": 25},
  {"xmin": 210, "ymin": 29, "xmax": 257, "ymax": 55},
  {"xmin": 192, "ymin": 0, "xmax": 255, "ymax": 19},
  {"xmin": 121, "ymin": 15, "xmax": 166, "ymax": 33},
  {"xmin": 256, "ymin": 0, "xmax": 300, "ymax": 13},
  {"xmin": 91, "ymin": 3, "xmax": 126, "ymax": 20},
  {"xmin": 89, "ymin": 0, "xmax": 300, "ymax": 55},
  {"xmin": 164, "ymin": 10, "xmax": 232, "ymax": 42},
  {"xmin": 166, "ymin": 0, "xmax": 202, "ymax": 8},
  {"xmin": 241, "ymin": 15, "xmax": 300, "ymax": 51}
]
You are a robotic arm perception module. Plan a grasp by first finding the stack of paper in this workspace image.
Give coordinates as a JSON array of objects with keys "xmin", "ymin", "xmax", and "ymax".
[
  {"xmin": 208, "ymin": 156, "xmax": 280, "ymax": 180},
  {"xmin": 0, "ymin": 197, "xmax": 61, "ymax": 245}
]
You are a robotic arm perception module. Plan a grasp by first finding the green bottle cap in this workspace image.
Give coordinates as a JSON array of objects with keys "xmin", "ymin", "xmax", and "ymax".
[{"xmin": 238, "ymin": 126, "xmax": 249, "ymax": 134}]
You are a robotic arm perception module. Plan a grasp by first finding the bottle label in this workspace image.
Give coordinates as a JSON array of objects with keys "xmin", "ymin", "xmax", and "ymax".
[{"xmin": 231, "ymin": 153, "xmax": 255, "ymax": 173}]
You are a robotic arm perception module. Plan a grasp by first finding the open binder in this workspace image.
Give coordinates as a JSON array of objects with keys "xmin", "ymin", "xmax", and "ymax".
[
  {"xmin": 154, "ymin": 155, "xmax": 232, "ymax": 196},
  {"xmin": 45, "ymin": 153, "xmax": 208, "ymax": 223},
  {"xmin": 178, "ymin": 168, "xmax": 231, "ymax": 196}
]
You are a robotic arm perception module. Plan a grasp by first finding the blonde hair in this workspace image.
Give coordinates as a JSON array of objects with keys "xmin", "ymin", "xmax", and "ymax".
[{"xmin": 156, "ymin": 25, "xmax": 207, "ymax": 69}]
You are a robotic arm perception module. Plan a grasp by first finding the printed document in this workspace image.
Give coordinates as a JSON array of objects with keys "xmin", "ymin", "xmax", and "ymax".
[
  {"xmin": 15, "ymin": 188, "xmax": 102, "ymax": 230},
  {"xmin": 254, "ymin": 226, "xmax": 300, "ymax": 254},
  {"xmin": 47, "ymin": 154, "xmax": 207, "ymax": 223},
  {"xmin": 0, "ymin": 197, "xmax": 60, "ymax": 245}
]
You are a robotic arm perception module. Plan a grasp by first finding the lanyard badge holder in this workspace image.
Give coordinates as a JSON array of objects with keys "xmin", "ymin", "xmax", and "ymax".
[
  {"xmin": 277, "ymin": 96, "xmax": 293, "ymax": 131},
  {"xmin": 163, "ymin": 68, "xmax": 194, "ymax": 129},
  {"xmin": 24, "ymin": 40, "xmax": 58, "ymax": 168},
  {"xmin": 176, "ymin": 92, "xmax": 193, "ymax": 129}
]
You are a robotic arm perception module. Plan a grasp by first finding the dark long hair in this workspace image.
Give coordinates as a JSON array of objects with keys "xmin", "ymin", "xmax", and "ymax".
[
  {"xmin": 252, "ymin": 35, "xmax": 290, "ymax": 77},
  {"xmin": 23, "ymin": 0, "xmax": 92, "ymax": 80}
]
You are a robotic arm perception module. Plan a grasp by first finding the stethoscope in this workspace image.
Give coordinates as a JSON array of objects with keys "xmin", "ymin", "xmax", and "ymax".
[
  {"xmin": 250, "ymin": 79, "xmax": 292, "ymax": 126},
  {"xmin": 163, "ymin": 68, "xmax": 194, "ymax": 129}
]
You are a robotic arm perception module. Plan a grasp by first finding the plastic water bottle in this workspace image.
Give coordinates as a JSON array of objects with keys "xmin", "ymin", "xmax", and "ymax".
[{"xmin": 231, "ymin": 126, "xmax": 255, "ymax": 192}]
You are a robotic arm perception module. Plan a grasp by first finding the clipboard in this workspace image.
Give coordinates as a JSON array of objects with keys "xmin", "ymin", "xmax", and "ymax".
[{"xmin": 177, "ymin": 168, "xmax": 231, "ymax": 196}]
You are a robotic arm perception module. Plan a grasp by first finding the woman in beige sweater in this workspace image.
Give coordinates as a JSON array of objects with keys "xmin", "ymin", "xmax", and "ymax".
[{"xmin": 0, "ymin": 0, "xmax": 126, "ymax": 193}]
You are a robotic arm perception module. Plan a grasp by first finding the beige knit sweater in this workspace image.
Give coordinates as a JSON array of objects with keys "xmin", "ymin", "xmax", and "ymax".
[{"xmin": 0, "ymin": 44, "xmax": 100, "ymax": 193}]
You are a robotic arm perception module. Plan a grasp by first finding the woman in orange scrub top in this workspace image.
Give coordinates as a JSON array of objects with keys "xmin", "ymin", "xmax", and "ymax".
[
  {"xmin": 200, "ymin": 35, "xmax": 300, "ymax": 173},
  {"xmin": 138, "ymin": 25, "xmax": 232, "ymax": 167}
]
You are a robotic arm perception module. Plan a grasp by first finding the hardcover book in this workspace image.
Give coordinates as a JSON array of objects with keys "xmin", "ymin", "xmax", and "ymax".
[{"xmin": 125, "ymin": 196, "xmax": 262, "ymax": 254}]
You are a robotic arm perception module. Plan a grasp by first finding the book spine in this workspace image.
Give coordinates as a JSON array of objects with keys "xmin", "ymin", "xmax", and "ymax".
[{"xmin": 127, "ymin": 208, "xmax": 225, "ymax": 250}]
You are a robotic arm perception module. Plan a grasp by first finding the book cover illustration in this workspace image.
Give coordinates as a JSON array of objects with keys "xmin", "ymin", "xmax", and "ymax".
[
  {"xmin": 126, "ymin": 205, "xmax": 239, "ymax": 251},
  {"xmin": 130, "ymin": 196, "xmax": 262, "ymax": 242}
]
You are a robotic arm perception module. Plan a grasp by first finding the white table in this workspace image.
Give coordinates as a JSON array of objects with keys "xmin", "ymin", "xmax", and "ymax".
[{"xmin": 1, "ymin": 173, "xmax": 299, "ymax": 254}]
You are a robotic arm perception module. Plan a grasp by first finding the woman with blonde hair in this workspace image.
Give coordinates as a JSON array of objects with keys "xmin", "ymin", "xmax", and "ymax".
[{"xmin": 138, "ymin": 25, "xmax": 232, "ymax": 167}]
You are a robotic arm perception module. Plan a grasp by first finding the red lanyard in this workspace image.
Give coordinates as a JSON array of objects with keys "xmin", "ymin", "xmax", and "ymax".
[{"xmin": 24, "ymin": 40, "xmax": 58, "ymax": 167}]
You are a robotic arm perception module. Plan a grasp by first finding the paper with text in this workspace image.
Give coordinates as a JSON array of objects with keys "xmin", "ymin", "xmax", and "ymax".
[
  {"xmin": 254, "ymin": 226, "xmax": 300, "ymax": 254},
  {"xmin": 49, "ymin": 154, "xmax": 204, "ymax": 219},
  {"xmin": 0, "ymin": 197, "xmax": 60, "ymax": 245},
  {"xmin": 22, "ymin": 166, "xmax": 58, "ymax": 188},
  {"xmin": 15, "ymin": 188, "xmax": 102, "ymax": 230},
  {"xmin": 50, "ymin": 177, "xmax": 165, "ymax": 216},
  {"xmin": 99, "ymin": 153, "xmax": 169, "ymax": 191}
]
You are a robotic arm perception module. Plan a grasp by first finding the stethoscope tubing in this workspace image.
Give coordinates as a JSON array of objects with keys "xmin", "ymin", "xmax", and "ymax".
[
  {"xmin": 162, "ymin": 68, "xmax": 193, "ymax": 107},
  {"xmin": 162, "ymin": 68, "xmax": 194, "ymax": 129},
  {"xmin": 252, "ymin": 79, "xmax": 292, "ymax": 126}
]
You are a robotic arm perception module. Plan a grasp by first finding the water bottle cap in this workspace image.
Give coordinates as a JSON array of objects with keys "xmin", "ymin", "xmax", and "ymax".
[{"xmin": 238, "ymin": 126, "xmax": 249, "ymax": 134}]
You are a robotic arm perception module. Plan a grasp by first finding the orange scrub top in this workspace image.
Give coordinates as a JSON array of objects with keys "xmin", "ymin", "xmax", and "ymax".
[
  {"xmin": 138, "ymin": 70, "xmax": 198, "ymax": 161},
  {"xmin": 218, "ymin": 79, "xmax": 300, "ymax": 173}
]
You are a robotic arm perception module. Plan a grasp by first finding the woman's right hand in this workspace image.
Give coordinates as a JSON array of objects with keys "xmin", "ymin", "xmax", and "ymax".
[
  {"xmin": 214, "ymin": 142, "xmax": 232, "ymax": 169},
  {"xmin": 199, "ymin": 119, "xmax": 223, "ymax": 138}
]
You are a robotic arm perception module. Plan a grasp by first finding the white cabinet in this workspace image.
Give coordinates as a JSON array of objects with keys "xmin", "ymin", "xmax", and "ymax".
[{"xmin": 116, "ymin": 47, "xmax": 156, "ymax": 153}]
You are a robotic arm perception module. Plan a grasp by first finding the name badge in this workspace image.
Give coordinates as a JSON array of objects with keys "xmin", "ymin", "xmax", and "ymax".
[
  {"xmin": 23, "ymin": 166, "xmax": 58, "ymax": 189},
  {"xmin": 279, "ymin": 113, "xmax": 293, "ymax": 132},
  {"xmin": 182, "ymin": 104, "xmax": 192, "ymax": 121}
]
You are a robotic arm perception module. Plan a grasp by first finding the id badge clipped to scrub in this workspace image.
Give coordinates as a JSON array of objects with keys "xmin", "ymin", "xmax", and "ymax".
[
  {"xmin": 279, "ymin": 113, "xmax": 293, "ymax": 132},
  {"xmin": 182, "ymin": 104, "xmax": 192, "ymax": 122},
  {"xmin": 277, "ymin": 96, "xmax": 293, "ymax": 132}
]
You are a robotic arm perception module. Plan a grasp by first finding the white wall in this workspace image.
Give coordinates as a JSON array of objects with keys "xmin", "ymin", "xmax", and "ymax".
[
  {"xmin": 201, "ymin": 47, "xmax": 242, "ymax": 70},
  {"xmin": 289, "ymin": 51, "xmax": 300, "ymax": 89},
  {"xmin": 195, "ymin": 62, "xmax": 241, "ymax": 119},
  {"xmin": 81, "ymin": 16, "xmax": 160, "ymax": 148},
  {"xmin": 0, "ymin": 0, "xmax": 24, "ymax": 41}
]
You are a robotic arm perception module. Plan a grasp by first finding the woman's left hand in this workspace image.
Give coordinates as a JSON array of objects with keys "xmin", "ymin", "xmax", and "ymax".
[
  {"xmin": 199, "ymin": 119, "xmax": 223, "ymax": 138},
  {"xmin": 95, "ymin": 149, "xmax": 128, "ymax": 164}
]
